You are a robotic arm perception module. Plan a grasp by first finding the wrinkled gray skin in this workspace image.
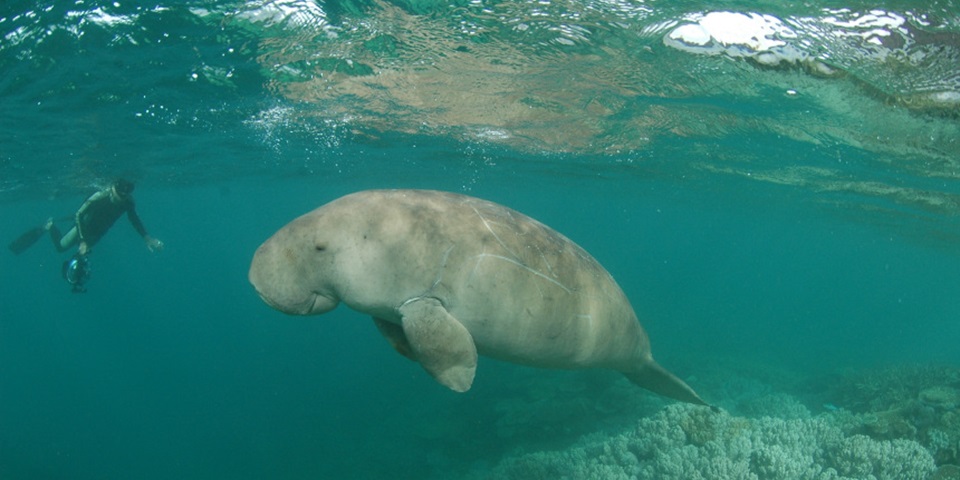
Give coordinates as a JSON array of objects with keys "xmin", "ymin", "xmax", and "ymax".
[{"xmin": 249, "ymin": 189, "xmax": 708, "ymax": 406}]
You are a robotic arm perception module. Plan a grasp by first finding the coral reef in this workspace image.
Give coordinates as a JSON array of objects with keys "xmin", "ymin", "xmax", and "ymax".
[
  {"xmin": 813, "ymin": 364, "xmax": 960, "ymax": 466},
  {"xmin": 454, "ymin": 363, "xmax": 960, "ymax": 480},
  {"xmin": 822, "ymin": 365, "xmax": 960, "ymax": 413},
  {"xmin": 468, "ymin": 405, "xmax": 936, "ymax": 480}
]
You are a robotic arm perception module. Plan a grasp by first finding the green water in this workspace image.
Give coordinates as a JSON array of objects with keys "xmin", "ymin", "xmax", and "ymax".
[{"xmin": 2, "ymin": 1, "xmax": 959, "ymax": 479}]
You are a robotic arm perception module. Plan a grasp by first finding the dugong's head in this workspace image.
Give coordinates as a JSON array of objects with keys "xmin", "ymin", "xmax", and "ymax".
[{"xmin": 249, "ymin": 212, "xmax": 340, "ymax": 316}]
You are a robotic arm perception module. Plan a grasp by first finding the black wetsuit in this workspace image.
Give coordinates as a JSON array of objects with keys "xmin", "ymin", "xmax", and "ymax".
[{"xmin": 50, "ymin": 189, "xmax": 148, "ymax": 252}]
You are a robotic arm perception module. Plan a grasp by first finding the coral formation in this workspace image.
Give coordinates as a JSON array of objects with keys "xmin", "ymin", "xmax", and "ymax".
[
  {"xmin": 817, "ymin": 364, "xmax": 960, "ymax": 466},
  {"xmin": 469, "ymin": 405, "xmax": 936, "ymax": 480},
  {"xmin": 456, "ymin": 363, "xmax": 960, "ymax": 480}
]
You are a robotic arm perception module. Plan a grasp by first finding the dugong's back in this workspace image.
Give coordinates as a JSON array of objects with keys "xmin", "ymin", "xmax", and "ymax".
[{"xmin": 331, "ymin": 190, "xmax": 647, "ymax": 370}]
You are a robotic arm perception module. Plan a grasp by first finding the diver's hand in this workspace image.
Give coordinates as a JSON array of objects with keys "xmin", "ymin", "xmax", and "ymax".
[
  {"xmin": 78, "ymin": 242, "xmax": 89, "ymax": 255},
  {"xmin": 145, "ymin": 236, "xmax": 164, "ymax": 253}
]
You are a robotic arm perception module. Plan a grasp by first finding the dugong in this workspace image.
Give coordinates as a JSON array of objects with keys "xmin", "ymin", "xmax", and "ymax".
[{"xmin": 249, "ymin": 189, "xmax": 708, "ymax": 406}]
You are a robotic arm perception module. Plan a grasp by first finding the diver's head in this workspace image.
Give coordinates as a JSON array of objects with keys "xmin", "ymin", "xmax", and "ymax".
[{"xmin": 111, "ymin": 178, "xmax": 135, "ymax": 200}]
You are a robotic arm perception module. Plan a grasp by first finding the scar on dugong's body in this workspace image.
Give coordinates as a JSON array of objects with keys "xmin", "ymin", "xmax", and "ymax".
[{"xmin": 249, "ymin": 189, "xmax": 710, "ymax": 406}]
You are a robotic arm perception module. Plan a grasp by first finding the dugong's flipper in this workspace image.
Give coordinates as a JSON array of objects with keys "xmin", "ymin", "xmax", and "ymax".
[
  {"xmin": 398, "ymin": 298, "xmax": 478, "ymax": 392},
  {"xmin": 373, "ymin": 317, "xmax": 417, "ymax": 361}
]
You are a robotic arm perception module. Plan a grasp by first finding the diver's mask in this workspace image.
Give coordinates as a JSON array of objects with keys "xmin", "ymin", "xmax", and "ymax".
[{"xmin": 62, "ymin": 253, "xmax": 91, "ymax": 293}]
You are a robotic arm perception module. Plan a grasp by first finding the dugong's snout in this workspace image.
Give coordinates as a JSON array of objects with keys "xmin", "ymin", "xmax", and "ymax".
[{"xmin": 249, "ymin": 239, "xmax": 338, "ymax": 316}]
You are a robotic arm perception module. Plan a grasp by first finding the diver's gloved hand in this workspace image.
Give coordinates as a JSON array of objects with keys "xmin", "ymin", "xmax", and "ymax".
[{"xmin": 145, "ymin": 235, "xmax": 164, "ymax": 252}]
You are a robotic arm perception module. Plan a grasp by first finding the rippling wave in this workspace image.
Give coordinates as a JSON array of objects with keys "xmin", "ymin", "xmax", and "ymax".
[
  {"xmin": 1, "ymin": 0, "xmax": 958, "ymax": 220},
  {"xmin": 220, "ymin": 1, "xmax": 960, "ymax": 156}
]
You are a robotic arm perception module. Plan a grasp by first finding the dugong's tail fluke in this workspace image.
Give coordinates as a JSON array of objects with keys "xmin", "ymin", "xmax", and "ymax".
[{"xmin": 624, "ymin": 360, "xmax": 710, "ymax": 407}]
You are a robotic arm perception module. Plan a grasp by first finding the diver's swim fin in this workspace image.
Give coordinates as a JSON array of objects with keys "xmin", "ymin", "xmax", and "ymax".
[{"xmin": 8, "ymin": 225, "xmax": 46, "ymax": 255}]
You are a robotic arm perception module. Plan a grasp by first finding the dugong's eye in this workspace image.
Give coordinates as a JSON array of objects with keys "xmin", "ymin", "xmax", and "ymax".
[{"xmin": 315, "ymin": 244, "xmax": 327, "ymax": 252}]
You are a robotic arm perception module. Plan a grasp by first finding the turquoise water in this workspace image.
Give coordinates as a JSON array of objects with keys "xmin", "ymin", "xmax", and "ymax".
[{"xmin": 2, "ymin": 1, "xmax": 960, "ymax": 479}]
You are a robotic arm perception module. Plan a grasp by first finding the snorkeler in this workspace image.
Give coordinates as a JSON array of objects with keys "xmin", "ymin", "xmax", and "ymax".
[
  {"xmin": 45, "ymin": 178, "xmax": 164, "ymax": 256},
  {"xmin": 8, "ymin": 178, "xmax": 163, "ymax": 293}
]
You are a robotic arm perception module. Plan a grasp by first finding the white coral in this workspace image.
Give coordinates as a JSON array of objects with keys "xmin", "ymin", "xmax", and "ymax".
[{"xmin": 473, "ymin": 404, "xmax": 937, "ymax": 480}]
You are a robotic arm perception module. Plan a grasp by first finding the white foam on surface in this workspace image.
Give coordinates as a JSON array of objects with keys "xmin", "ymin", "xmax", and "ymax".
[{"xmin": 666, "ymin": 11, "xmax": 795, "ymax": 55}]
